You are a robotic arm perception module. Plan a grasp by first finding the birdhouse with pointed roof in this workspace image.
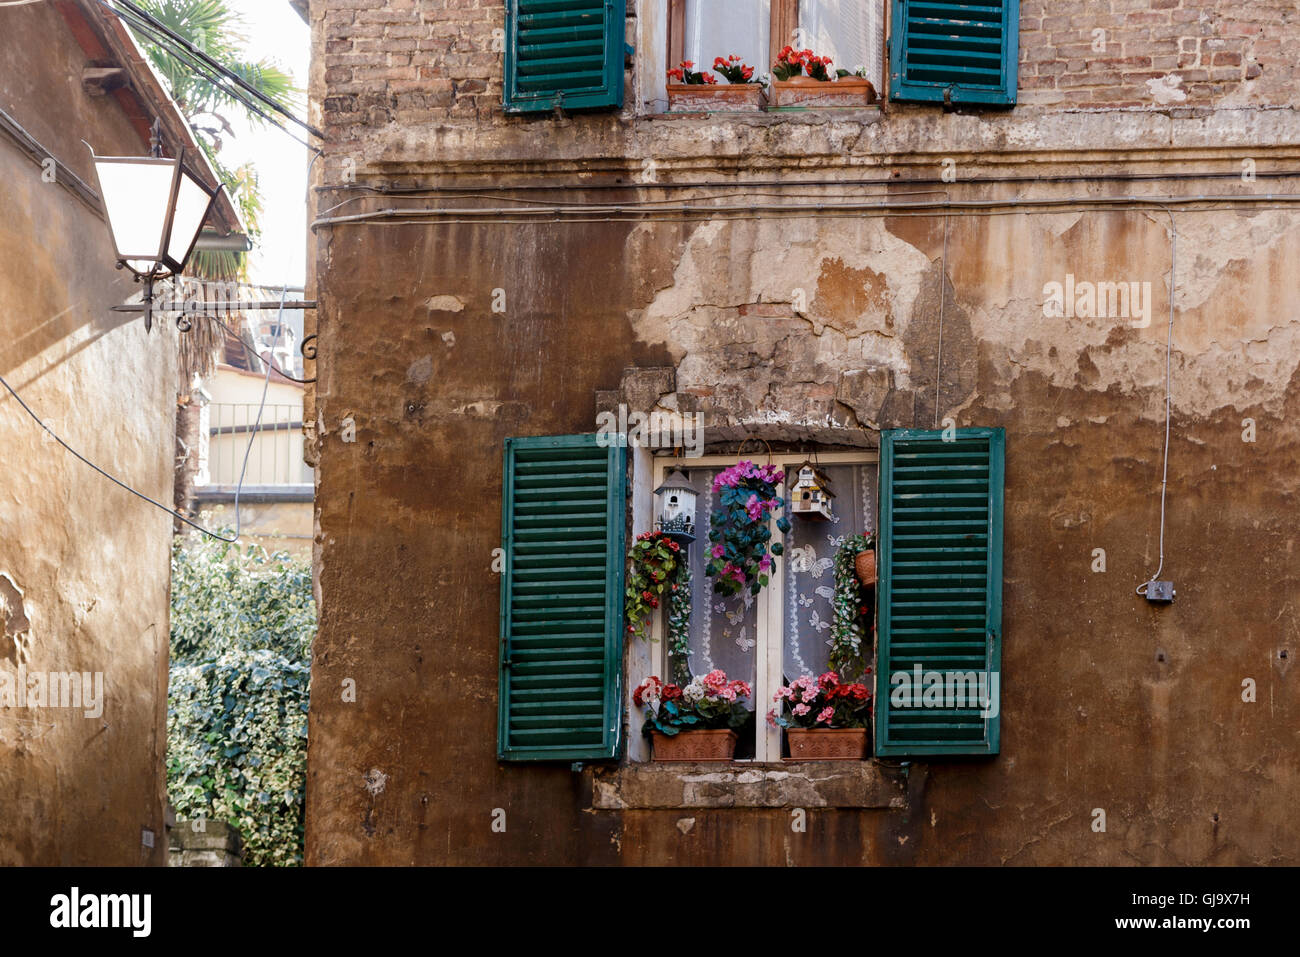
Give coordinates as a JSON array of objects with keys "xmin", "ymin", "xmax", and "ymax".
[{"xmin": 790, "ymin": 462, "xmax": 835, "ymax": 521}]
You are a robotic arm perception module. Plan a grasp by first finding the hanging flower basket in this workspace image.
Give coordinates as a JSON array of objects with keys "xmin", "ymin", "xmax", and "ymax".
[
  {"xmin": 786, "ymin": 728, "xmax": 869, "ymax": 761},
  {"xmin": 831, "ymin": 534, "xmax": 876, "ymax": 675},
  {"xmin": 652, "ymin": 729, "xmax": 738, "ymax": 762},
  {"xmin": 854, "ymin": 548, "xmax": 877, "ymax": 586},
  {"xmin": 705, "ymin": 458, "xmax": 790, "ymax": 597}
]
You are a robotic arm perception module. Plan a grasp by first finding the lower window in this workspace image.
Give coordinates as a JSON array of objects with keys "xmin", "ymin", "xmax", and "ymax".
[{"xmin": 646, "ymin": 452, "xmax": 877, "ymax": 762}]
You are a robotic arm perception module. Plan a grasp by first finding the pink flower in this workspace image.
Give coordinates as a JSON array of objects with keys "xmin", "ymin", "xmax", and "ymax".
[
  {"xmin": 703, "ymin": 670, "xmax": 729, "ymax": 693},
  {"xmin": 711, "ymin": 543, "xmax": 725, "ymax": 558},
  {"xmin": 758, "ymin": 554, "xmax": 772, "ymax": 572},
  {"xmin": 774, "ymin": 686, "xmax": 793, "ymax": 701},
  {"xmin": 767, "ymin": 708, "xmax": 779, "ymax": 727},
  {"xmin": 793, "ymin": 703, "xmax": 811, "ymax": 716},
  {"xmin": 816, "ymin": 707, "xmax": 834, "ymax": 724},
  {"xmin": 818, "ymin": 671, "xmax": 840, "ymax": 690}
]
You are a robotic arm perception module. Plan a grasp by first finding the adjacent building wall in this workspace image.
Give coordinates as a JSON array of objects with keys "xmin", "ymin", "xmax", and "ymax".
[
  {"xmin": 304, "ymin": 0, "xmax": 1300, "ymax": 865},
  {"xmin": 0, "ymin": 1, "xmax": 177, "ymax": 865}
]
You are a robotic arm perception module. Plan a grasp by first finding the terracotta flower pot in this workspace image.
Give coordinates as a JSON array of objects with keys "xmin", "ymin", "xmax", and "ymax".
[
  {"xmin": 769, "ymin": 77, "xmax": 876, "ymax": 109},
  {"xmin": 855, "ymin": 548, "xmax": 877, "ymax": 586},
  {"xmin": 785, "ymin": 727, "xmax": 869, "ymax": 761},
  {"xmin": 666, "ymin": 83, "xmax": 767, "ymax": 113},
  {"xmin": 652, "ymin": 728, "xmax": 738, "ymax": 762}
]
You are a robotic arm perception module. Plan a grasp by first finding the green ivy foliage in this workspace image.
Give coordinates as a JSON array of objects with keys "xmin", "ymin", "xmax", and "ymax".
[{"xmin": 168, "ymin": 534, "xmax": 315, "ymax": 867}]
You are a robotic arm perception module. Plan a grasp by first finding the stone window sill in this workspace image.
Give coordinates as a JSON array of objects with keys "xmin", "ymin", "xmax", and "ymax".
[
  {"xmin": 642, "ymin": 107, "xmax": 883, "ymax": 123},
  {"xmin": 587, "ymin": 760, "xmax": 907, "ymax": 810}
]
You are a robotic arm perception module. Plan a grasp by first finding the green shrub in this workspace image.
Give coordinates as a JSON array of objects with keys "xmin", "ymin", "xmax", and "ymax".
[{"xmin": 168, "ymin": 534, "xmax": 315, "ymax": 866}]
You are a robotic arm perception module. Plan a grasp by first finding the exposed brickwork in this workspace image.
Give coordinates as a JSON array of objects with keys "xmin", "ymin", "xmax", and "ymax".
[
  {"xmin": 1018, "ymin": 0, "xmax": 1300, "ymax": 108},
  {"xmin": 314, "ymin": 0, "xmax": 1300, "ymax": 148}
]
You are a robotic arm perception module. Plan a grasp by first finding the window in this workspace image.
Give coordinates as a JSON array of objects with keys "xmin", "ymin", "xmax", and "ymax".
[
  {"xmin": 888, "ymin": 0, "xmax": 1019, "ymax": 106},
  {"xmin": 497, "ymin": 429, "xmax": 1005, "ymax": 765},
  {"xmin": 667, "ymin": 0, "xmax": 885, "ymax": 89},
  {"xmin": 645, "ymin": 452, "xmax": 878, "ymax": 762}
]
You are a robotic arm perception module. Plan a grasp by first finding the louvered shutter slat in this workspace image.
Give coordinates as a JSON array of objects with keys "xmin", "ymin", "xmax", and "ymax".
[
  {"xmin": 876, "ymin": 428, "xmax": 1004, "ymax": 756},
  {"xmin": 498, "ymin": 434, "xmax": 626, "ymax": 760},
  {"xmin": 889, "ymin": 0, "xmax": 1019, "ymax": 105},
  {"xmin": 504, "ymin": 0, "xmax": 624, "ymax": 113}
]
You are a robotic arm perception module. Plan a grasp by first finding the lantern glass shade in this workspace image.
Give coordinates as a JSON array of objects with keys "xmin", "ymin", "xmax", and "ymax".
[{"xmin": 91, "ymin": 151, "xmax": 219, "ymax": 280}]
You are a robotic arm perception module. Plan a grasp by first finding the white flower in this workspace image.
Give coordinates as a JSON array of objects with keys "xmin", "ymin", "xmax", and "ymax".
[{"xmin": 682, "ymin": 677, "xmax": 707, "ymax": 704}]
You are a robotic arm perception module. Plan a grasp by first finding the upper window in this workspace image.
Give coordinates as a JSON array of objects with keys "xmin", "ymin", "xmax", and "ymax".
[{"xmin": 667, "ymin": 0, "xmax": 885, "ymax": 91}]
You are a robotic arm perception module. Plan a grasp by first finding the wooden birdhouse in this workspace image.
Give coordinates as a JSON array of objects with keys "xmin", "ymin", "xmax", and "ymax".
[
  {"xmin": 790, "ymin": 462, "xmax": 835, "ymax": 521},
  {"xmin": 653, "ymin": 470, "xmax": 699, "ymax": 543}
]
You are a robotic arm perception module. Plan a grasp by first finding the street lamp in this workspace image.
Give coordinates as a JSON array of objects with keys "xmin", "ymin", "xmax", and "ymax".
[{"xmin": 88, "ymin": 123, "xmax": 220, "ymax": 331}]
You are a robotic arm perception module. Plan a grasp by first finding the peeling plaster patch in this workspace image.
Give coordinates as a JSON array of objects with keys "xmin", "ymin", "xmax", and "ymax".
[
  {"xmin": 1146, "ymin": 74, "xmax": 1188, "ymax": 105},
  {"xmin": 676, "ymin": 817, "xmax": 696, "ymax": 834},
  {"xmin": 452, "ymin": 399, "xmax": 504, "ymax": 418},
  {"xmin": 441, "ymin": 330, "xmax": 456, "ymax": 347},
  {"xmin": 0, "ymin": 573, "xmax": 31, "ymax": 665},
  {"xmin": 632, "ymin": 218, "xmax": 931, "ymax": 424},
  {"xmin": 407, "ymin": 355, "xmax": 433, "ymax": 385},
  {"xmin": 424, "ymin": 295, "xmax": 464, "ymax": 312},
  {"xmin": 363, "ymin": 768, "xmax": 388, "ymax": 795},
  {"xmin": 963, "ymin": 209, "xmax": 1300, "ymax": 420}
]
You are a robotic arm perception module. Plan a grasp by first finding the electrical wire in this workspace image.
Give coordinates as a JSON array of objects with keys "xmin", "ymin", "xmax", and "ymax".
[
  {"xmin": 1136, "ymin": 206, "xmax": 1178, "ymax": 597},
  {"xmin": 933, "ymin": 210, "xmax": 949, "ymax": 429},
  {"xmin": 92, "ymin": 0, "xmax": 322, "ymax": 155},
  {"xmin": 101, "ymin": 0, "xmax": 324, "ymax": 142}
]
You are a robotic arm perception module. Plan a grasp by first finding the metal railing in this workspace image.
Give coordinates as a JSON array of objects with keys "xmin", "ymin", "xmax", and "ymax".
[{"xmin": 202, "ymin": 403, "xmax": 311, "ymax": 487}]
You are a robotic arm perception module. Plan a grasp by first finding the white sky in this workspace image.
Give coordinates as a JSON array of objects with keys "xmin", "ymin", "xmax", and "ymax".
[{"xmin": 220, "ymin": 0, "xmax": 310, "ymax": 288}]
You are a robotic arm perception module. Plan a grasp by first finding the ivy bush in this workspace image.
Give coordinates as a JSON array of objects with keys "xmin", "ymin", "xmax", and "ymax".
[{"xmin": 168, "ymin": 533, "xmax": 315, "ymax": 866}]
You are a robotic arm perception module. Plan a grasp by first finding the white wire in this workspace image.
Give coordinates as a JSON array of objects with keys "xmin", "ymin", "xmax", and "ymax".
[{"xmin": 1137, "ymin": 206, "xmax": 1177, "ymax": 596}]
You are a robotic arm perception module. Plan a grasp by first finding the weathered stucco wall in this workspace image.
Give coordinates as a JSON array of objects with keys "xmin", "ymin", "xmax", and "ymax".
[
  {"xmin": 305, "ymin": 0, "xmax": 1300, "ymax": 865},
  {"xmin": 0, "ymin": 2, "xmax": 176, "ymax": 865}
]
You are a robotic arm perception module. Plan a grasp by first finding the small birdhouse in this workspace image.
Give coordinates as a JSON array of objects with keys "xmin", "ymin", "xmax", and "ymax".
[
  {"xmin": 654, "ymin": 470, "xmax": 699, "ymax": 543},
  {"xmin": 790, "ymin": 463, "xmax": 835, "ymax": 521}
]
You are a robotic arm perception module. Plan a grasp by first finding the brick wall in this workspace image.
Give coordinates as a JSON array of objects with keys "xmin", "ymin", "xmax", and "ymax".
[
  {"xmin": 315, "ymin": 1, "xmax": 1300, "ymax": 144},
  {"xmin": 1019, "ymin": 0, "xmax": 1298, "ymax": 108},
  {"xmin": 321, "ymin": 0, "xmax": 505, "ymax": 146}
]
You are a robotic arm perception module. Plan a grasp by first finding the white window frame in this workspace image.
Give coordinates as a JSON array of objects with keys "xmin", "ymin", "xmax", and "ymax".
[{"xmin": 635, "ymin": 450, "xmax": 879, "ymax": 763}]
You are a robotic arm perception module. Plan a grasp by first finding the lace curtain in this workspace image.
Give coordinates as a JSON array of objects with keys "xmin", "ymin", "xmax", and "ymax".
[
  {"xmin": 677, "ymin": 467, "xmax": 759, "ymax": 692},
  {"xmin": 673, "ymin": 464, "xmax": 876, "ymax": 689},
  {"xmin": 782, "ymin": 464, "xmax": 877, "ymax": 683},
  {"xmin": 683, "ymin": 0, "xmax": 771, "ymax": 74},
  {"xmin": 797, "ymin": 0, "xmax": 885, "ymax": 82}
]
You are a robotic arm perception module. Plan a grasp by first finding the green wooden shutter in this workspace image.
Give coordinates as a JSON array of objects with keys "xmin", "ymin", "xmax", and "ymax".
[
  {"xmin": 875, "ymin": 427, "xmax": 1004, "ymax": 756},
  {"xmin": 503, "ymin": 0, "xmax": 624, "ymax": 113},
  {"xmin": 498, "ymin": 434, "xmax": 627, "ymax": 761},
  {"xmin": 889, "ymin": 0, "xmax": 1019, "ymax": 106}
]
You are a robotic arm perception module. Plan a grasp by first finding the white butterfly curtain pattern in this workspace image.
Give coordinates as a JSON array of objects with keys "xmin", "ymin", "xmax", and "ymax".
[
  {"xmin": 674, "ymin": 464, "xmax": 876, "ymax": 689},
  {"xmin": 783, "ymin": 464, "xmax": 876, "ymax": 682}
]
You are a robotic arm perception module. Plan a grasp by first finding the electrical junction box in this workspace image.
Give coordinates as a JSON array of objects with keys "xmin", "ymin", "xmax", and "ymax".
[{"xmin": 1145, "ymin": 580, "xmax": 1176, "ymax": 603}]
